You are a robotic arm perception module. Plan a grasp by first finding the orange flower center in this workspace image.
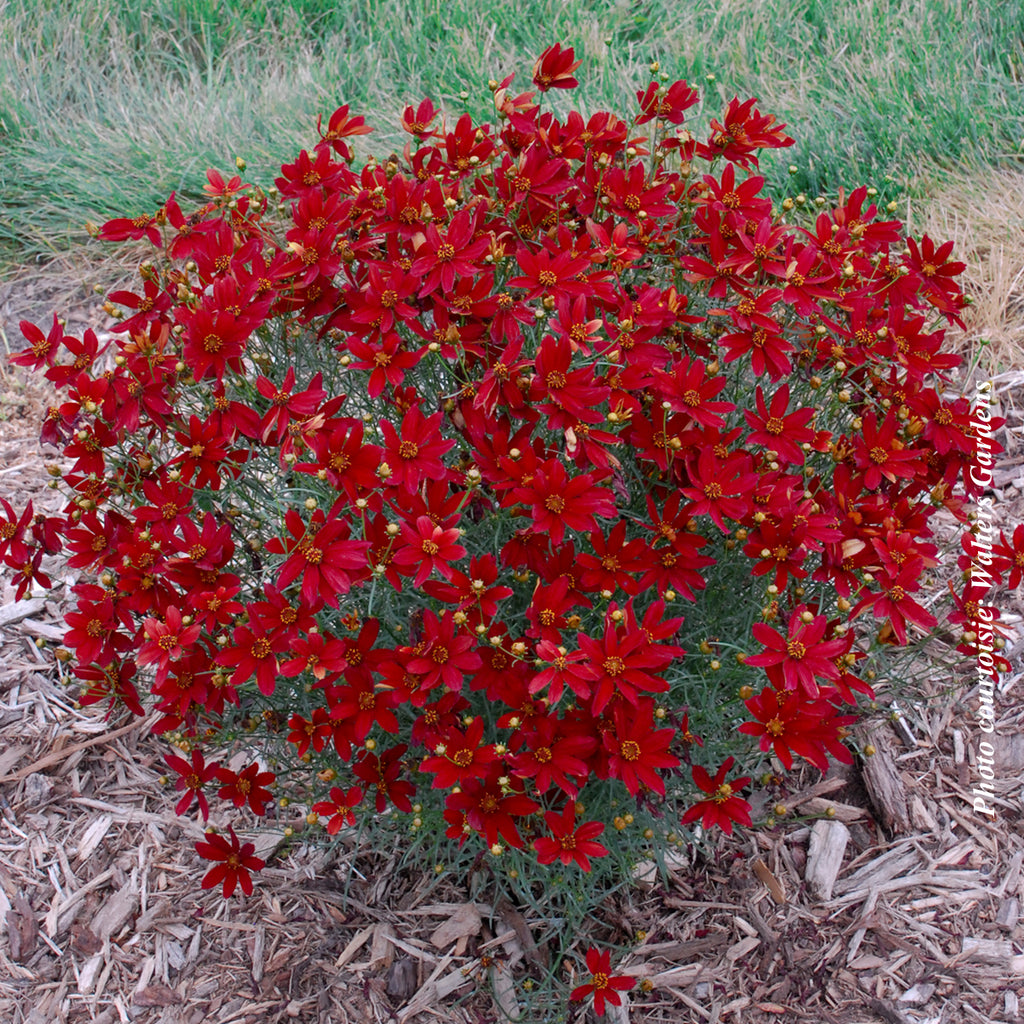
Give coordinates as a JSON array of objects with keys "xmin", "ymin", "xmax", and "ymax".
[{"xmin": 620, "ymin": 740, "xmax": 641, "ymax": 762}]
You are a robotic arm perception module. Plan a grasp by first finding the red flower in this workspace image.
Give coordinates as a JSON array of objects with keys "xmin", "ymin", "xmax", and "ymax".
[
  {"xmin": 853, "ymin": 411, "xmax": 925, "ymax": 490},
  {"xmin": 137, "ymin": 606, "xmax": 203, "ymax": 685},
  {"xmin": 443, "ymin": 767, "xmax": 538, "ymax": 849},
  {"xmin": 570, "ymin": 947, "xmax": 635, "ymax": 1015},
  {"xmin": 215, "ymin": 762, "xmax": 275, "ymax": 815},
  {"xmin": 311, "ymin": 785, "xmax": 364, "ymax": 834},
  {"xmin": 74, "ymin": 658, "xmax": 144, "ymax": 718},
  {"xmin": 994, "ymin": 524, "xmax": 1024, "ymax": 590},
  {"xmin": 680, "ymin": 757, "xmax": 752, "ymax": 835},
  {"xmin": 287, "ymin": 708, "xmax": 334, "ymax": 759},
  {"xmin": 393, "ymin": 515, "xmax": 467, "ymax": 588},
  {"xmin": 635, "ymin": 79, "xmax": 699, "ymax": 124},
  {"xmin": 653, "ymin": 356, "xmax": 732, "ymax": 430},
  {"xmin": 421, "ymin": 554, "xmax": 513, "ymax": 628},
  {"xmin": 379, "ymin": 406, "xmax": 456, "ymax": 491},
  {"xmin": 532, "ymin": 43, "xmax": 581, "ymax": 91},
  {"xmin": 266, "ymin": 509, "xmax": 370, "ymax": 610},
  {"xmin": 528, "ymin": 333, "xmax": 606, "ymax": 429},
  {"xmin": 746, "ymin": 608, "xmax": 849, "ymax": 697},
  {"xmin": 680, "ymin": 448, "xmax": 758, "ymax": 533},
  {"xmin": 405, "ymin": 609, "xmax": 483, "ymax": 694},
  {"xmin": 0, "ymin": 498, "xmax": 36, "ymax": 566},
  {"xmin": 401, "ymin": 98, "xmax": 439, "ymax": 137},
  {"xmin": 98, "ymin": 209, "xmax": 162, "ymax": 246},
  {"xmin": 11, "ymin": 315, "xmax": 66, "ymax": 370},
  {"xmin": 603, "ymin": 705, "xmax": 679, "ymax": 796},
  {"xmin": 509, "ymin": 247, "xmax": 591, "ymax": 303},
  {"xmin": 852, "ymin": 564, "xmax": 937, "ymax": 646},
  {"xmin": 699, "ymin": 96, "xmax": 794, "ymax": 167},
  {"xmin": 510, "ymin": 712, "xmax": 596, "ymax": 797},
  {"xmin": 315, "ymin": 104, "xmax": 372, "ymax": 160},
  {"xmin": 195, "ymin": 828, "xmax": 265, "ymax": 897},
  {"xmin": 178, "ymin": 276, "xmax": 268, "ymax": 381},
  {"xmin": 421, "ymin": 717, "xmax": 498, "ymax": 788},
  {"xmin": 533, "ymin": 802, "xmax": 608, "ymax": 870},
  {"xmin": 170, "ymin": 415, "xmax": 242, "ymax": 491},
  {"xmin": 511, "ymin": 460, "xmax": 615, "ymax": 547},
  {"xmin": 528, "ymin": 639, "xmax": 595, "ymax": 705},
  {"xmin": 327, "ymin": 672, "xmax": 400, "ymax": 742},
  {"xmin": 352, "ymin": 745, "xmax": 415, "ymax": 812},
  {"xmin": 165, "ymin": 748, "xmax": 220, "ymax": 820},
  {"xmin": 216, "ymin": 621, "xmax": 280, "ymax": 696},
  {"xmin": 254, "ymin": 368, "xmax": 325, "ymax": 445},
  {"xmin": 576, "ymin": 618, "xmax": 669, "ymax": 715},
  {"xmin": 409, "ymin": 209, "xmax": 490, "ymax": 295},
  {"xmin": 739, "ymin": 687, "xmax": 856, "ymax": 771},
  {"xmin": 743, "ymin": 384, "xmax": 816, "ymax": 465}
]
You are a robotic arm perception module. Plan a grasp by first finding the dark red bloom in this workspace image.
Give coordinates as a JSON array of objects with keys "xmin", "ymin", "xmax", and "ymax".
[
  {"xmin": 265, "ymin": 509, "xmax": 371, "ymax": 610},
  {"xmin": 165, "ymin": 748, "xmax": 220, "ymax": 820},
  {"xmin": 680, "ymin": 757, "xmax": 752, "ymax": 835},
  {"xmin": 216, "ymin": 762, "xmax": 275, "ymax": 815},
  {"xmin": 195, "ymin": 828, "xmax": 265, "ymax": 897},
  {"xmin": 392, "ymin": 515, "xmax": 467, "ymax": 588},
  {"xmin": 421, "ymin": 717, "xmax": 498, "ymax": 788},
  {"xmin": 746, "ymin": 607, "xmax": 849, "ymax": 697},
  {"xmin": 603, "ymin": 705, "xmax": 679, "ymax": 796},
  {"xmin": 379, "ymin": 406, "xmax": 456, "ymax": 491},
  {"xmin": 511, "ymin": 460, "xmax": 616, "ymax": 547},
  {"xmin": 533, "ymin": 801, "xmax": 608, "ymax": 870},
  {"xmin": 532, "ymin": 43, "xmax": 581, "ymax": 92},
  {"xmin": 311, "ymin": 786, "xmax": 364, "ymax": 834},
  {"xmin": 570, "ymin": 947, "xmax": 635, "ymax": 1015}
]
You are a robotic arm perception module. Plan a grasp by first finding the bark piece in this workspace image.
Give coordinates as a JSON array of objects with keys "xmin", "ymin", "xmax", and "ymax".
[
  {"xmin": 996, "ymin": 897, "xmax": 1020, "ymax": 931},
  {"xmin": 860, "ymin": 721, "xmax": 911, "ymax": 833},
  {"xmin": 132, "ymin": 984, "xmax": 182, "ymax": 1008},
  {"xmin": 960, "ymin": 936, "xmax": 1013, "ymax": 965},
  {"xmin": 6, "ymin": 895, "xmax": 38, "ymax": 961},
  {"xmin": 429, "ymin": 903, "xmax": 481, "ymax": 951},
  {"xmin": 751, "ymin": 857, "xmax": 786, "ymax": 905},
  {"xmin": 806, "ymin": 820, "xmax": 850, "ymax": 901},
  {"xmin": 386, "ymin": 957, "xmax": 417, "ymax": 1002}
]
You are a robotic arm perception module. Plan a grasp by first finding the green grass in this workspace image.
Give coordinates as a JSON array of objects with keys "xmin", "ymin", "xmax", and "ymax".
[{"xmin": 1, "ymin": 0, "xmax": 1023, "ymax": 266}]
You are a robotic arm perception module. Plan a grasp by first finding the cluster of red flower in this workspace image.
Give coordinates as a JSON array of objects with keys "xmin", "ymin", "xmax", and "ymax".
[{"xmin": 4, "ymin": 44, "xmax": 1015, "ymax": 912}]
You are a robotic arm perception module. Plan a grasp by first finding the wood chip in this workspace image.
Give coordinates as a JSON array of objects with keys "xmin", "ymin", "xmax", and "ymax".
[
  {"xmin": 959, "ymin": 936, "xmax": 1014, "ymax": 965},
  {"xmin": 860, "ymin": 720, "xmax": 912, "ymax": 833},
  {"xmin": 6, "ymin": 895, "xmax": 38, "ymax": 961},
  {"xmin": 805, "ymin": 820, "xmax": 850, "ymax": 901},
  {"xmin": 369, "ymin": 921, "xmax": 396, "ymax": 970},
  {"xmin": 0, "ymin": 598, "xmax": 46, "ymax": 628},
  {"xmin": 489, "ymin": 962, "xmax": 521, "ymax": 1020},
  {"xmin": 91, "ymin": 878, "xmax": 140, "ymax": 942},
  {"xmin": 799, "ymin": 797, "xmax": 868, "ymax": 822},
  {"xmin": 386, "ymin": 956, "xmax": 417, "ymax": 1002},
  {"xmin": 996, "ymin": 897, "xmax": 1020, "ymax": 931},
  {"xmin": 751, "ymin": 857, "xmax": 786, "ymax": 904},
  {"xmin": 494, "ymin": 896, "xmax": 544, "ymax": 968},
  {"xmin": 132, "ymin": 983, "xmax": 181, "ymax": 1007},
  {"xmin": 73, "ymin": 813, "xmax": 113, "ymax": 863},
  {"xmin": 429, "ymin": 902, "xmax": 481, "ymax": 951},
  {"xmin": 899, "ymin": 981, "xmax": 936, "ymax": 1004}
]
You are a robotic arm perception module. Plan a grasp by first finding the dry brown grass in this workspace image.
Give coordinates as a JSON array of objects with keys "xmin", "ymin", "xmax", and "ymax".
[{"xmin": 910, "ymin": 167, "xmax": 1024, "ymax": 375}]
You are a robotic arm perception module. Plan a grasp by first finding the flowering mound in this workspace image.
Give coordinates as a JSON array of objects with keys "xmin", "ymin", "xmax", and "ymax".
[{"xmin": 3, "ymin": 45, "xmax": 1016, "ymax": 1004}]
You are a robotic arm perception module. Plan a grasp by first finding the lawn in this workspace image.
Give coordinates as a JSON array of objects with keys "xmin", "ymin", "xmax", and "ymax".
[{"xmin": 2, "ymin": 0, "xmax": 1023, "ymax": 265}]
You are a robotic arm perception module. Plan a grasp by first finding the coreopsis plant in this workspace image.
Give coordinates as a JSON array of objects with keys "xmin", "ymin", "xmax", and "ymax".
[{"xmin": 4, "ymin": 42, "xmax": 1012, "ymax": 1015}]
